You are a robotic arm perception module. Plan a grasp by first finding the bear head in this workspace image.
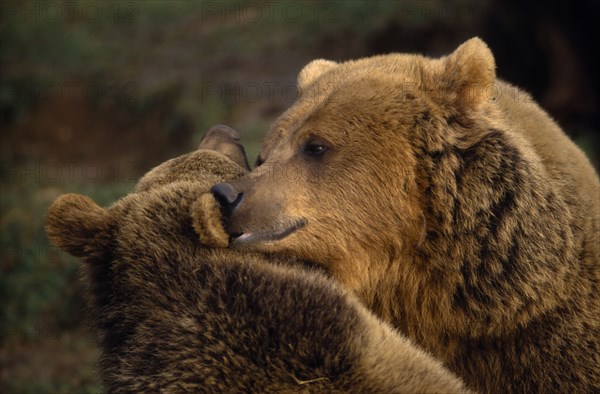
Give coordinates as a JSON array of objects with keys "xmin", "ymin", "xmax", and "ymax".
[{"xmin": 208, "ymin": 38, "xmax": 584, "ymax": 342}]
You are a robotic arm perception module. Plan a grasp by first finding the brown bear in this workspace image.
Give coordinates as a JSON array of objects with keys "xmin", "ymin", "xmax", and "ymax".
[
  {"xmin": 45, "ymin": 126, "xmax": 469, "ymax": 393},
  {"xmin": 208, "ymin": 39, "xmax": 600, "ymax": 392}
]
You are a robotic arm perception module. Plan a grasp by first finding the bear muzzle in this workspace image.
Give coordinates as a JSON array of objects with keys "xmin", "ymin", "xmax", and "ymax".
[
  {"xmin": 210, "ymin": 181, "xmax": 307, "ymax": 246},
  {"xmin": 211, "ymin": 182, "xmax": 244, "ymax": 215},
  {"xmin": 230, "ymin": 218, "xmax": 307, "ymax": 246}
]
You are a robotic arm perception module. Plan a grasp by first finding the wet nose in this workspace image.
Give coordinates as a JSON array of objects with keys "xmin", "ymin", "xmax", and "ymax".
[{"xmin": 210, "ymin": 183, "xmax": 243, "ymax": 214}]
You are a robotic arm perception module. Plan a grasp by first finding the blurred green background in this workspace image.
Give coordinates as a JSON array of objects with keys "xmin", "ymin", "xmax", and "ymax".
[{"xmin": 1, "ymin": 1, "xmax": 598, "ymax": 392}]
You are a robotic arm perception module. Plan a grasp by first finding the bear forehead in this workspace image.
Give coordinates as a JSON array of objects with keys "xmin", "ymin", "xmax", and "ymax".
[
  {"xmin": 262, "ymin": 63, "xmax": 429, "ymax": 154},
  {"xmin": 135, "ymin": 149, "xmax": 245, "ymax": 193},
  {"xmin": 287, "ymin": 55, "xmax": 432, "ymax": 122},
  {"xmin": 317, "ymin": 54, "xmax": 430, "ymax": 90}
]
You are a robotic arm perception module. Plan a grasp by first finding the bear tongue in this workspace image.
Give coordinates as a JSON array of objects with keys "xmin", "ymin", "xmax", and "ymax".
[{"xmin": 235, "ymin": 233, "xmax": 253, "ymax": 242}]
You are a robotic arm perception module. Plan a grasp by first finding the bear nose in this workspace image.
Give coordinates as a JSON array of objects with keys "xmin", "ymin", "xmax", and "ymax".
[{"xmin": 210, "ymin": 183, "xmax": 243, "ymax": 214}]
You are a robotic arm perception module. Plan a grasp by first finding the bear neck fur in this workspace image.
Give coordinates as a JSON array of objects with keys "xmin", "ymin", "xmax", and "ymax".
[{"xmin": 351, "ymin": 82, "xmax": 594, "ymax": 355}]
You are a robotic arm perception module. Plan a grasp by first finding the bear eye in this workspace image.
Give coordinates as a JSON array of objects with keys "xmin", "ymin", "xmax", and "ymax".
[
  {"xmin": 302, "ymin": 141, "xmax": 329, "ymax": 157},
  {"xmin": 255, "ymin": 155, "xmax": 265, "ymax": 167}
]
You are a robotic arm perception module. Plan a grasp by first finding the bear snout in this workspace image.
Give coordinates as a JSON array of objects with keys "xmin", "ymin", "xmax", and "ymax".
[{"xmin": 210, "ymin": 183, "xmax": 244, "ymax": 216}]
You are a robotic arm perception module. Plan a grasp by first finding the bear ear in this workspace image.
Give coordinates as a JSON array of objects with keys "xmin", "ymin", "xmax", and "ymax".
[
  {"xmin": 191, "ymin": 193, "xmax": 229, "ymax": 248},
  {"xmin": 45, "ymin": 194, "xmax": 111, "ymax": 258},
  {"xmin": 441, "ymin": 37, "xmax": 496, "ymax": 110},
  {"xmin": 198, "ymin": 125, "xmax": 250, "ymax": 171},
  {"xmin": 297, "ymin": 59, "xmax": 338, "ymax": 89}
]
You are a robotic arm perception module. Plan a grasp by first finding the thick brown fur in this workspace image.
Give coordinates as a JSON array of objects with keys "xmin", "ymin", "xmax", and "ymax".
[
  {"xmin": 192, "ymin": 193, "xmax": 229, "ymax": 248},
  {"xmin": 45, "ymin": 128, "xmax": 469, "ymax": 393},
  {"xmin": 213, "ymin": 38, "xmax": 600, "ymax": 392}
]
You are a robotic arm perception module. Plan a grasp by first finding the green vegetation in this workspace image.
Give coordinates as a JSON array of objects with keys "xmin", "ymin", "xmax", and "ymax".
[{"xmin": 0, "ymin": 161, "xmax": 129, "ymax": 392}]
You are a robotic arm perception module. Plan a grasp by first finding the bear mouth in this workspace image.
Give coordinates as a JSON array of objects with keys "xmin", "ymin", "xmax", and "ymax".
[{"xmin": 230, "ymin": 219, "xmax": 307, "ymax": 246}]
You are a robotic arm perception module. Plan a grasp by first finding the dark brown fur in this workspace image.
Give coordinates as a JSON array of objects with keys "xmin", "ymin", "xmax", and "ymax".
[
  {"xmin": 45, "ymin": 128, "xmax": 469, "ymax": 393},
  {"xmin": 211, "ymin": 39, "xmax": 600, "ymax": 392}
]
